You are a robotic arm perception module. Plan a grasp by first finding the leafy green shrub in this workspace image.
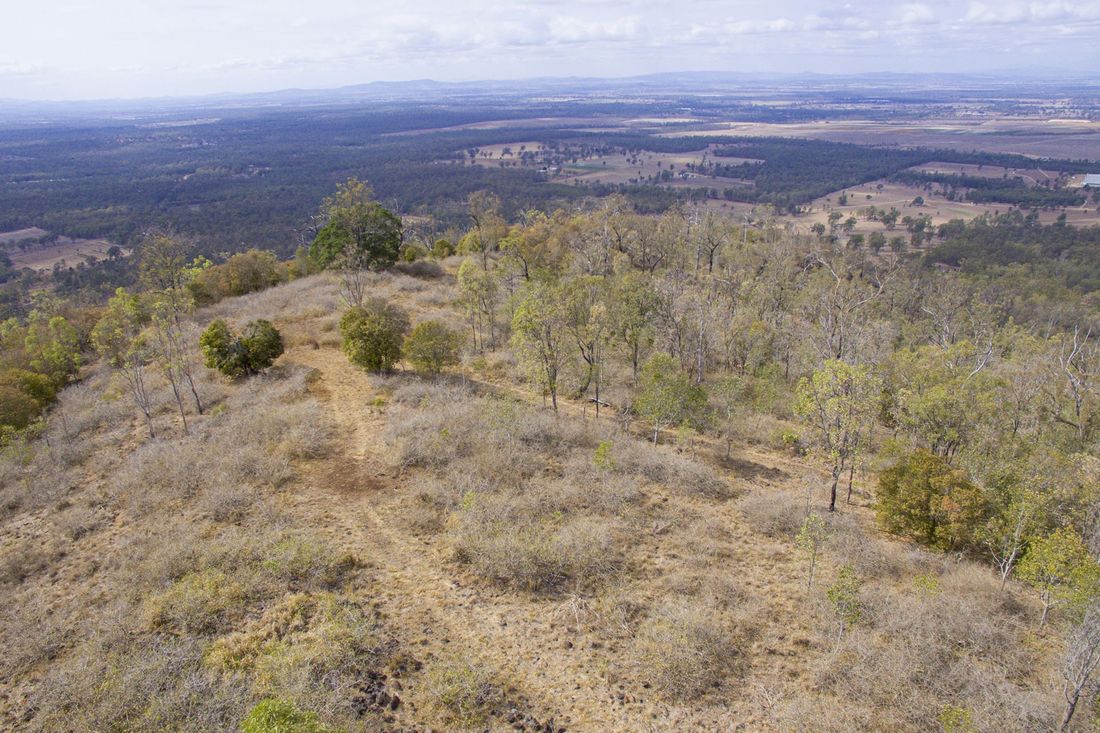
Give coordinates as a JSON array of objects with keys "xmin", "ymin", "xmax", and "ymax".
[
  {"xmin": 0, "ymin": 369, "xmax": 56, "ymax": 408},
  {"xmin": 191, "ymin": 249, "xmax": 287, "ymax": 303},
  {"xmin": 594, "ymin": 440, "xmax": 614, "ymax": 470},
  {"xmin": 200, "ymin": 319, "xmax": 284, "ymax": 379},
  {"xmin": 875, "ymin": 450, "xmax": 987, "ymax": 551},
  {"xmin": 774, "ymin": 428, "xmax": 803, "ymax": 454},
  {"xmin": 431, "ymin": 238, "xmax": 455, "ymax": 258},
  {"xmin": 634, "ymin": 353, "xmax": 708, "ymax": 445},
  {"xmin": 339, "ymin": 299, "xmax": 409, "ymax": 373},
  {"xmin": 0, "ymin": 385, "xmax": 40, "ymax": 431},
  {"xmin": 241, "ymin": 698, "xmax": 336, "ymax": 733},
  {"xmin": 403, "ymin": 321, "xmax": 461, "ymax": 374},
  {"xmin": 400, "ymin": 243, "xmax": 427, "ymax": 262},
  {"xmin": 827, "ymin": 565, "xmax": 864, "ymax": 641},
  {"xmin": 309, "ymin": 179, "xmax": 402, "ymax": 271},
  {"xmin": 1017, "ymin": 527, "xmax": 1100, "ymax": 626}
]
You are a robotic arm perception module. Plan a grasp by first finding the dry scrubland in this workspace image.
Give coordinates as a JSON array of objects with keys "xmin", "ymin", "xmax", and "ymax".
[{"xmin": 0, "ymin": 269, "xmax": 1071, "ymax": 731}]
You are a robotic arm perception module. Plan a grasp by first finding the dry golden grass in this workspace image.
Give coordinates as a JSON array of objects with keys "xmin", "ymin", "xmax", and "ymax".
[{"xmin": 0, "ymin": 268, "xmax": 1074, "ymax": 732}]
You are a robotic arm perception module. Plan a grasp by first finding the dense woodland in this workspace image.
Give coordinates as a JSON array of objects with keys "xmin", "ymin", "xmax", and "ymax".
[
  {"xmin": 893, "ymin": 170, "xmax": 1088, "ymax": 209},
  {"xmin": 1, "ymin": 95, "xmax": 1093, "ymax": 264}
]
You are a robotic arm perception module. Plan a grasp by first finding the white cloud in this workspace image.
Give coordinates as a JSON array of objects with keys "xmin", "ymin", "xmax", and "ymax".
[
  {"xmin": 0, "ymin": 62, "xmax": 47, "ymax": 77},
  {"xmin": 964, "ymin": 1, "xmax": 1100, "ymax": 24},
  {"xmin": 723, "ymin": 18, "xmax": 797, "ymax": 35},
  {"xmin": 897, "ymin": 3, "xmax": 937, "ymax": 25},
  {"xmin": 0, "ymin": 0, "xmax": 1098, "ymax": 99},
  {"xmin": 547, "ymin": 16, "xmax": 643, "ymax": 43}
]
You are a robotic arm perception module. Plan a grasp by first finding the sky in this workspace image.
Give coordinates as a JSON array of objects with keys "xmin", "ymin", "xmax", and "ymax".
[{"xmin": 2, "ymin": 0, "xmax": 1100, "ymax": 100}]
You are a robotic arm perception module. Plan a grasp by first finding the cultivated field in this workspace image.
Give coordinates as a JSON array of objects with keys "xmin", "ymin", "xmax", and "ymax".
[
  {"xmin": 803, "ymin": 180, "xmax": 1100, "ymax": 233},
  {"xmin": 0, "ymin": 228, "xmax": 49, "ymax": 245},
  {"xmin": 465, "ymin": 142, "xmax": 758, "ymax": 191},
  {"xmin": 0, "ymin": 231, "xmax": 126, "ymax": 271},
  {"xmin": 662, "ymin": 116, "xmax": 1100, "ymax": 160}
]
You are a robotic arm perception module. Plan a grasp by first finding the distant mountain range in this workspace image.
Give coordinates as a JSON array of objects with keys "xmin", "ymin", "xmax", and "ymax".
[{"xmin": 2, "ymin": 70, "xmax": 1098, "ymax": 123}]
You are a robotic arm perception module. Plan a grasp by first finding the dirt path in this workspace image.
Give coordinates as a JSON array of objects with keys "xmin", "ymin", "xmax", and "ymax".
[{"xmin": 284, "ymin": 345, "xmax": 742, "ymax": 731}]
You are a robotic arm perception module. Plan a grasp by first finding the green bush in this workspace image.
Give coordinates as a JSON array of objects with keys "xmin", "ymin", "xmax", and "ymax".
[
  {"xmin": 403, "ymin": 321, "xmax": 461, "ymax": 375},
  {"xmin": 0, "ymin": 369, "xmax": 56, "ymax": 409},
  {"xmin": 339, "ymin": 299, "xmax": 409, "ymax": 373},
  {"xmin": 875, "ymin": 450, "xmax": 988, "ymax": 551},
  {"xmin": 241, "ymin": 698, "xmax": 336, "ymax": 733},
  {"xmin": 431, "ymin": 238, "xmax": 455, "ymax": 258},
  {"xmin": 400, "ymin": 243, "xmax": 427, "ymax": 262},
  {"xmin": 309, "ymin": 180, "xmax": 402, "ymax": 271},
  {"xmin": 200, "ymin": 319, "xmax": 284, "ymax": 379},
  {"xmin": 634, "ymin": 354, "xmax": 708, "ymax": 444},
  {"xmin": 0, "ymin": 385, "xmax": 40, "ymax": 431}
]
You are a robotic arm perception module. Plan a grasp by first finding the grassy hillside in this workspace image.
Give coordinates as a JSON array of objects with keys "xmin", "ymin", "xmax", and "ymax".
[{"xmin": 0, "ymin": 264, "xmax": 1073, "ymax": 732}]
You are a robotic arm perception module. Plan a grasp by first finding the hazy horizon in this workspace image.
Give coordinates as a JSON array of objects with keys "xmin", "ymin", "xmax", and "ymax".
[{"xmin": 4, "ymin": 0, "xmax": 1100, "ymax": 102}]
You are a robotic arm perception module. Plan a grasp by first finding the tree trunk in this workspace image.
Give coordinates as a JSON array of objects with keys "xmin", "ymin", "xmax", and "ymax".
[
  {"xmin": 141, "ymin": 406, "xmax": 156, "ymax": 440},
  {"xmin": 828, "ymin": 465, "xmax": 841, "ymax": 512},
  {"xmin": 1060, "ymin": 694, "xmax": 1080, "ymax": 732},
  {"xmin": 846, "ymin": 463, "xmax": 856, "ymax": 504},
  {"xmin": 170, "ymin": 380, "xmax": 189, "ymax": 435},
  {"xmin": 631, "ymin": 341, "xmax": 640, "ymax": 386},
  {"xmin": 185, "ymin": 371, "xmax": 204, "ymax": 414}
]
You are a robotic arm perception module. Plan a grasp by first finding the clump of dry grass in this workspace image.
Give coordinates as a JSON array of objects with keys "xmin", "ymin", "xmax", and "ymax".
[
  {"xmin": 28, "ymin": 526, "xmax": 366, "ymax": 729},
  {"xmin": 386, "ymin": 389, "xmax": 731, "ymax": 598},
  {"xmin": 452, "ymin": 505, "xmax": 619, "ymax": 592},
  {"xmin": 423, "ymin": 656, "xmax": 505, "ymax": 727},
  {"xmin": 27, "ymin": 631, "xmax": 249, "ymax": 733},
  {"xmin": 614, "ymin": 441, "xmax": 731, "ymax": 498},
  {"xmin": 0, "ymin": 534, "xmax": 68, "ymax": 586},
  {"xmin": 794, "ymin": 557, "xmax": 1056, "ymax": 733},
  {"xmin": 633, "ymin": 598, "xmax": 746, "ymax": 699},
  {"xmin": 199, "ymin": 273, "xmax": 340, "ymax": 324},
  {"xmin": 738, "ymin": 487, "xmax": 809, "ymax": 537},
  {"xmin": 51, "ymin": 501, "xmax": 109, "ymax": 541},
  {"xmin": 0, "ymin": 594, "xmax": 71, "ymax": 684},
  {"xmin": 143, "ymin": 566, "xmax": 259, "ymax": 635},
  {"xmin": 111, "ymin": 367, "xmax": 332, "ymax": 515},
  {"xmin": 394, "ymin": 260, "xmax": 444, "ymax": 279},
  {"xmin": 205, "ymin": 591, "xmax": 387, "ymax": 722},
  {"xmin": 197, "ymin": 481, "xmax": 259, "ymax": 523}
]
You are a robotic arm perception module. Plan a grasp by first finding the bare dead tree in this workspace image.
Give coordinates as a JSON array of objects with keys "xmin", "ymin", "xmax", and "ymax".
[
  {"xmin": 1055, "ymin": 325, "xmax": 1097, "ymax": 443},
  {"xmin": 1060, "ymin": 602, "xmax": 1100, "ymax": 731},
  {"xmin": 337, "ymin": 245, "xmax": 370, "ymax": 309},
  {"xmin": 804, "ymin": 248, "xmax": 897, "ymax": 362}
]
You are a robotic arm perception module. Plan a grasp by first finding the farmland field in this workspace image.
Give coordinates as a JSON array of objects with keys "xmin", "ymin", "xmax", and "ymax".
[
  {"xmin": 0, "ymin": 232, "xmax": 125, "ymax": 272},
  {"xmin": 662, "ymin": 116, "xmax": 1100, "ymax": 160}
]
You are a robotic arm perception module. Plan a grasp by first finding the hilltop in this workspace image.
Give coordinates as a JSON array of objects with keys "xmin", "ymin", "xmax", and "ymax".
[{"xmin": 0, "ymin": 235, "xmax": 1087, "ymax": 730}]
